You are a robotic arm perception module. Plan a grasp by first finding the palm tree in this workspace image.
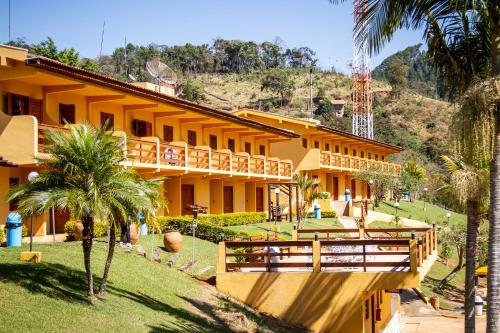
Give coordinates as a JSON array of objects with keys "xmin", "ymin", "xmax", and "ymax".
[
  {"xmin": 328, "ymin": 1, "xmax": 498, "ymax": 330},
  {"xmin": 293, "ymin": 173, "xmax": 322, "ymax": 228},
  {"xmin": 440, "ymin": 155, "xmax": 489, "ymax": 328},
  {"xmin": 8, "ymin": 124, "xmax": 162, "ymax": 303}
]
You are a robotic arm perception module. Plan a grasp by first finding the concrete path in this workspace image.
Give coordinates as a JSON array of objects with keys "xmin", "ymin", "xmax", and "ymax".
[
  {"xmin": 400, "ymin": 289, "xmax": 486, "ymax": 333},
  {"xmin": 337, "ymin": 216, "xmax": 358, "ymax": 229},
  {"xmin": 352, "ymin": 207, "xmax": 430, "ymax": 228}
]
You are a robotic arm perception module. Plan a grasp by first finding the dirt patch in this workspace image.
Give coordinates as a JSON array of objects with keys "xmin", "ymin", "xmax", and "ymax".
[{"xmin": 186, "ymin": 282, "xmax": 309, "ymax": 333}]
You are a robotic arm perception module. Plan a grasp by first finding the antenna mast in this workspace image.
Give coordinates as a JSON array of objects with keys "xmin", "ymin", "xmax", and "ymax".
[{"xmin": 352, "ymin": 0, "xmax": 373, "ymax": 139}]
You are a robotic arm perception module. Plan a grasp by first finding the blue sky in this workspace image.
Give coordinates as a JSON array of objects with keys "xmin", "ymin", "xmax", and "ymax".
[{"xmin": 1, "ymin": 0, "xmax": 424, "ymax": 73}]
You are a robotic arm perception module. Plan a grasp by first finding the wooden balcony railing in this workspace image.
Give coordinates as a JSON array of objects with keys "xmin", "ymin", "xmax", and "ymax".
[
  {"xmin": 294, "ymin": 226, "xmax": 437, "ymax": 269},
  {"xmin": 320, "ymin": 151, "xmax": 401, "ymax": 174},
  {"xmin": 219, "ymin": 237, "xmax": 418, "ymax": 273},
  {"xmin": 37, "ymin": 124, "xmax": 292, "ymax": 178}
]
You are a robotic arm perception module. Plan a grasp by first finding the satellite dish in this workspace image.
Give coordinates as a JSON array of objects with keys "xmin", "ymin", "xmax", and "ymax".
[
  {"xmin": 146, "ymin": 57, "xmax": 177, "ymax": 86},
  {"xmin": 128, "ymin": 74, "xmax": 137, "ymax": 82}
]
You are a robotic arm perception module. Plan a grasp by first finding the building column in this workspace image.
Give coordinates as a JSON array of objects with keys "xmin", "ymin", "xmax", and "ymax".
[
  {"xmin": 164, "ymin": 176, "xmax": 181, "ymax": 217},
  {"xmin": 337, "ymin": 174, "xmax": 346, "ymax": 201},
  {"xmin": 210, "ymin": 179, "xmax": 224, "ymax": 215},
  {"xmin": 325, "ymin": 172, "xmax": 333, "ymax": 197},
  {"xmin": 355, "ymin": 179, "xmax": 363, "ymax": 201}
]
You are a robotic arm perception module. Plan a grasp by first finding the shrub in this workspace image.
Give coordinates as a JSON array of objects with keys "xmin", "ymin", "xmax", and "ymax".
[
  {"xmin": 64, "ymin": 220, "xmax": 109, "ymax": 239},
  {"xmin": 306, "ymin": 210, "xmax": 337, "ymax": 218},
  {"xmin": 0, "ymin": 227, "xmax": 4, "ymax": 243},
  {"xmin": 156, "ymin": 216, "xmax": 239, "ymax": 243},
  {"xmin": 22, "ymin": 225, "xmax": 28, "ymax": 237},
  {"xmin": 318, "ymin": 192, "xmax": 330, "ymax": 199},
  {"xmin": 202, "ymin": 212, "xmax": 266, "ymax": 226}
]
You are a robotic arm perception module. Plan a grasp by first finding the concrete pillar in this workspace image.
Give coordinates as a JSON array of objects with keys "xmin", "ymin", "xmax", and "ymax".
[
  {"xmin": 355, "ymin": 179, "xmax": 362, "ymax": 201},
  {"xmin": 325, "ymin": 173, "xmax": 333, "ymax": 197},
  {"xmin": 210, "ymin": 179, "xmax": 224, "ymax": 214},
  {"xmin": 165, "ymin": 176, "xmax": 181, "ymax": 217},
  {"xmin": 0, "ymin": 168, "xmax": 9, "ymax": 228},
  {"xmin": 337, "ymin": 174, "xmax": 346, "ymax": 201}
]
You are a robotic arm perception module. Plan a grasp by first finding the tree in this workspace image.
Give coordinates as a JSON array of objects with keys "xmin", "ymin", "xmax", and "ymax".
[
  {"xmin": 385, "ymin": 57, "xmax": 409, "ymax": 97},
  {"xmin": 439, "ymin": 155, "xmax": 490, "ymax": 325},
  {"xmin": 80, "ymin": 58, "xmax": 100, "ymax": 73},
  {"xmin": 181, "ymin": 80, "xmax": 205, "ymax": 103},
  {"xmin": 8, "ymin": 124, "xmax": 162, "ymax": 303},
  {"xmin": 328, "ymin": 1, "xmax": 498, "ymax": 331},
  {"xmin": 354, "ymin": 165, "xmax": 400, "ymax": 207},
  {"xmin": 401, "ymin": 160, "xmax": 426, "ymax": 202},
  {"xmin": 260, "ymin": 69, "xmax": 295, "ymax": 106},
  {"xmin": 293, "ymin": 173, "xmax": 322, "ymax": 228},
  {"xmin": 30, "ymin": 37, "xmax": 79, "ymax": 67}
]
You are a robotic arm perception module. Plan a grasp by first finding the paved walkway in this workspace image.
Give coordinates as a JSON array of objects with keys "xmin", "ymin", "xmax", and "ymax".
[
  {"xmin": 352, "ymin": 207, "xmax": 430, "ymax": 228},
  {"xmin": 400, "ymin": 289, "xmax": 486, "ymax": 333},
  {"xmin": 337, "ymin": 215, "xmax": 358, "ymax": 229}
]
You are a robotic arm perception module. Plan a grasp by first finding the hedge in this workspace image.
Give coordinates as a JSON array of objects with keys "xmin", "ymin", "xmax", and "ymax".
[
  {"xmin": 305, "ymin": 210, "xmax": 337, "ymax": 218},
  {"xmin": 191, "ymin": 212, "xmax": 266, "ymax": 226},
  {"xmin": 64, "ymin": 220, "xmax": 110, "ymax": 239},
  {"xmin": 156, "ymin": 216, "xmax": 239, "ymax": 243}
]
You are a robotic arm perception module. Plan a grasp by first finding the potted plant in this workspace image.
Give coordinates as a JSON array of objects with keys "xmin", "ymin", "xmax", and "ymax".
[
  {"xmin": 163, "ymin": 229, "xmax": 182, "ymax": 252},
  {"xmin": 73, "ymin": 220, "xmax": 84, "ymax": 241},
  {"xmin": 129, "ymin": 223, "xmax": 139, "ymax": 245}
]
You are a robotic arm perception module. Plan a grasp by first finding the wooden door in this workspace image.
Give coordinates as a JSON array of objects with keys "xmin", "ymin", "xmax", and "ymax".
[
  {"xmin": 351, "ymin": 179, "xmax": 356, "ymax": 199},
  {"xmin": 332, "ymin": 177, "xmax": 339, "ymax": 200},
  {"xmin": 256, "ymin": 187, "xmax": 264, "ymax": 212},
  {"xmin": 181, "ymin": 184, "xmax": 195, "ymax": 215},
  {"xmin": 29, "ymin": 99, "xmax": 43, "ymax": 123},
  {"xmin": 49, "ymin": 208, "xmax": 70, "ymax": 234},
  {"xmin": 223, "ymin": 186, "xmax": 234, "ymax": 213}
]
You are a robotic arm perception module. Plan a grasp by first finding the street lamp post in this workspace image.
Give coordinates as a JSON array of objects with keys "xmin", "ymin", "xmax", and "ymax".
[
  {"xmin": 274, "ymin": 187, "xmax": 281, "ymax": 225},
  {"xmin": 369, "ymin": 179, "xmax": 374, "ymax": 210},
  {"xmin": 423, "ymin": 187, "xmax": 429, "ymax": 221},
  {"xmin": 27, "ymin": 171, "xmax": 39, "ymax": 252}
]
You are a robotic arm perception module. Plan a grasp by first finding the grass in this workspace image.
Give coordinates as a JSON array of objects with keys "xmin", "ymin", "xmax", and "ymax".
[
  {"xmin": 375, "ymin": 200, "xmax": 466, "ymax": 226},
  {"xmin": 421, "ymin": 252, "xmax": 466, "ymax": 310},
  {"xmin": 0, "ymin": 235, "xmax": 298, "ymax": 332},
  {"xmin": 223, "ymin": 218, "xmax": 343, "ymax": 239}
]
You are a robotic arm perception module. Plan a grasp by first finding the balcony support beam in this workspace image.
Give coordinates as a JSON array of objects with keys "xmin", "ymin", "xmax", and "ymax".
[
  {"xmin": 43, "ymin": 84, "xmax": 86, "ymax": 94},
  {"xmin": 154, "ymin": 111, "xmax": 186, "ymax": 118},
  {"xmin": 87, "ymin": 95, "xmax": 125, "ymax": 103},
  {"xmin": 179, "ymin": 117, "xmax": 210, "ymax": 124},
  {"xmin": 123, "ymin": 104, "xmax": 158, "ymax": 111}
]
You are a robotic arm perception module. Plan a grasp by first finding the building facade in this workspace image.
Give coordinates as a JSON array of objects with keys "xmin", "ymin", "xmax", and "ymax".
[
  {"xmin": 0, "ymin": 45, "xmax": 298, "ymax": 235},
  {"xmin": 235, "ymin": 109, "xmax": 402, "ymax": 210}
]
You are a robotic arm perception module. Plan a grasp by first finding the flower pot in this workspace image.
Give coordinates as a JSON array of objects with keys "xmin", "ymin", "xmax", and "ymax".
[
  {"xmin": 163, "ymin": 231, "xmax": 182, "ymax": 252},
  {"xmin": 429, "ymin": 296, "xmax": 440, "ymax": 311},
  {"xmin": 130, "ymin": 224, "xmax": 138, "ymax": 245},
  {"xmin": 73, "ymin": 221, "xmax": 84, "ymax": 241}
]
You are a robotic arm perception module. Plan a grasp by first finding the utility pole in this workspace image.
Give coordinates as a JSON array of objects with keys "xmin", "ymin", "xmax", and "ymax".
[
  {"xmin": 8, "ymin": 0, "xmax": 11, "ymax": 42},
  {"xmin": 309, "ymin": 68, "xmax": 313, "ymax": 117}
]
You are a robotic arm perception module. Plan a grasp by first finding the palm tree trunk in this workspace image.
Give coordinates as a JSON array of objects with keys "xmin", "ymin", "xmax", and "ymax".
[
  {"xmin": 465, "ymin": 200, "xmax": 479, "ymax": 333},
  {"xmin": 98, "ymin": 221, "xmax": 116, "ymax": 297},
  {"xmin": 487, "ymin": 124, "xmax": 500, "ymax": 333},
  {"xmin": 82, "ymin": 214, "xmax": 95, "ymax": 304}
]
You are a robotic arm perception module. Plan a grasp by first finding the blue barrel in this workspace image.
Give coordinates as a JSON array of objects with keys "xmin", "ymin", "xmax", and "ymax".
[
  {"xmin": 314, "ymin": 204, "xmax": 321, "ymax": 219},
  {"xmin": 344, "ymin": 189, "xmax": 351, "ymax": 202},
  {"xmin": 6, "ymin": 212, "xmax": 23, "ymax": 247},
  {"xmin": 137, "ymin": 212, "xmax": 147, "ymax": 236}
]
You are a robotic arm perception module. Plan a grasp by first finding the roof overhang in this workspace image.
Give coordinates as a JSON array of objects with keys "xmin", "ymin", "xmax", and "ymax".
[{"xmin": 24, "ymin": 56, "xmax": 299, "ymax": 139}]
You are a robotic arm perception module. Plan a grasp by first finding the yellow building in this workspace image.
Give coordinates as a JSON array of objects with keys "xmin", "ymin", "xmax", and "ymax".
[
  {"xmin": 0, "ymin": 44, "xmax": 299, "ymax": 235},
  {"xmin": 234, "ymin": 110, "xmax": 402, "ymax": 212}
]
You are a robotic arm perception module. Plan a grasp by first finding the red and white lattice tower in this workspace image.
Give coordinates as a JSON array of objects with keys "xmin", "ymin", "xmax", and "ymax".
[{"xmin": 352, "ymin": 0, "xmax": 373, "ymax": 139}]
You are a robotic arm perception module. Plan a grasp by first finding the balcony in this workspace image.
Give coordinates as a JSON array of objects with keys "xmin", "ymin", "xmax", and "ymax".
[
  {"xmin": 320, "ymin": 151, "xmax": 401, "ymax": 174},
  {"xmin": 37, "ymin": 124, "xmax": 293, "ymax": 179}
]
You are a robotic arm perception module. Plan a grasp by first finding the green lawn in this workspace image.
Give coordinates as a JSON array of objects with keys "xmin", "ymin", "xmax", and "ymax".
[
  {"xmin": 223, "ymin": 218, "xmax": 343, "ymax": 239},
  {"xmin": 0, "ymin": 235, "xmax": 297, "ymax": 332},
  {"xmin": 375, "ymin": 200, "xmax": 466, "ymax": 226}
]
